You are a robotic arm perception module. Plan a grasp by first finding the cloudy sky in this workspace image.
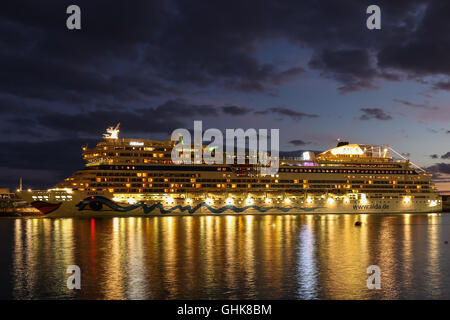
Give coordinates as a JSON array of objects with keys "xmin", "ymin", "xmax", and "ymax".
[{"xmin": 0, "ymin": 0, "xmax": 449, "ymax": 192}]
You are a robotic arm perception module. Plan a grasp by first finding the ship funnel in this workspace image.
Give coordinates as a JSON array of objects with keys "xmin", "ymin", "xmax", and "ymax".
[{"xmin": 337, "ymin": 141, "xmax": 349, "ymax": 147}]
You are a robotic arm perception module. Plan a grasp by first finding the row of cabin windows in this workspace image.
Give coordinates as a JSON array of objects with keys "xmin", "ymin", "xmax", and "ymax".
[
  {"xmin": 90, "ymin": 174, "xmax": 427, "ymax": 185},
  {"xmin": 279, "ymin": 168, "xmax": 415, "ymax": 174},
  {"xmin": 91, "ymin": 165, "xmax": 415, "ymax": 175},
  {"xmin": 80, "ymin": 187, "xmax": 429, "ymax": 194},
  {"xmin": 88, "ymin": 182, "xmax": 429, "ymax": 190}
]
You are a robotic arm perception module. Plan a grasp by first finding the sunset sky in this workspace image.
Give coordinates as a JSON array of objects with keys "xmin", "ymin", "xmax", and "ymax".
[{"xmin": 0, "ymin": 1, "xmax": 449, "ymax": 192}]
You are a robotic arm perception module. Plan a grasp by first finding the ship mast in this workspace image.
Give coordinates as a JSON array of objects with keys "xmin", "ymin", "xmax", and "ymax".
[{"xmin": 103, "ymin": 123, "xmax": 120, "ymax": 139}]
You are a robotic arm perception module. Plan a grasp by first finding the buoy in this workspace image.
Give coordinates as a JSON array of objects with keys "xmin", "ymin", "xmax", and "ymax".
[{"xmin": 354, "ymin": 221, "xmax": 362, "ymax": 226}]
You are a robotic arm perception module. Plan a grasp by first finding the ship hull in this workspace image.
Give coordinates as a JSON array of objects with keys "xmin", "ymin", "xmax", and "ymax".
[{"xmin": 18, "ymin": 190, "xmax": 443, "ymax": 217}]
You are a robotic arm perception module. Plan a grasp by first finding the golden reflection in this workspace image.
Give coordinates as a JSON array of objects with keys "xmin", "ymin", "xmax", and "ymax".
[
  {"xmin": 224, "ymin": 215, "xmax": 237, "ymax": 297},
  {"xmin": 427, "ymin": 214, "xmax": 441, "ymax": 298},
  {"xmin": 297, "ymin": 222, "xmax": 317, "ymax": 299},
  {"xmin": 374, "ymin": 216, "xmax": 397, "ymax": 299},
  {"xmin": 161, "ymin": 215, "xmax": 178, "ymax": 298},
  {"xmin": 204, "ymin": 215, "xmax": 215, "ymax": 291},
  {"xmin": 124, "ymin": 216, "xmax": 147, "ymax": 299},
  {"xmin": 13, "ymin": 218, "xmax": 75, "ymax": 299},
  {"xmin": 102, "ymin": 218, "xmax": 125, "ymax": 299},
  {"xmin": 8, "ymin": 214, "xmax": 448, "ymax": 299},
  {"xmin": 401, "ymin": 214, "xmax": 413, "ymax": 291},
  {"xmin": 243, "ymin": 215, "xmax": 256, "ymax": 296},
  {"xmin": 183, "ymin": 216, "xmax": 195, "ymax": 294}
]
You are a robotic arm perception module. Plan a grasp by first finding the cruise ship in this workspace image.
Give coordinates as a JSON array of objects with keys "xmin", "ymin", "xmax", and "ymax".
[{"xmin": 18, "ymin": 125, "xmax": 442, "ymax": 216}]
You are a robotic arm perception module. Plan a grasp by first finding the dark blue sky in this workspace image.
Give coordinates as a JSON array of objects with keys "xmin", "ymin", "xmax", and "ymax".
[{"xmin": 0, "ymin": 1, "xmax": 449, "ymax": 191}]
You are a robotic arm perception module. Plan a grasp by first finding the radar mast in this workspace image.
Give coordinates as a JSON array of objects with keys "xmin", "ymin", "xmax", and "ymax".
[{"xmin": 103, "ymin": 123, "xmax": 120, "ymax": 139}]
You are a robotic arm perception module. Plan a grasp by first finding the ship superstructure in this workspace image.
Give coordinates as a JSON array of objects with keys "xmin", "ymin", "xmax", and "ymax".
[{"xmin": 19, "ymin": 125, "xmax": 442, "ymax": 216}]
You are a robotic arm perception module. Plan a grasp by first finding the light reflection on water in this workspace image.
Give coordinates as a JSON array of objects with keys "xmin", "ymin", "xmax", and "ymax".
[{"xmin": 2, "ymin": 213, "xmax": 450, "ymax": 299}]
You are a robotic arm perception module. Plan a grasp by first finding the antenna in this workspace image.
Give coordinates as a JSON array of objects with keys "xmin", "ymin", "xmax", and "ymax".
[{"xmin": 19, "ymin": 177, "xmax": 22, "ymax": 192}]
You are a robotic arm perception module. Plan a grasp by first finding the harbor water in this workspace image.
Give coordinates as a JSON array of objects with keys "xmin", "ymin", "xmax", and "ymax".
[{"xmin": 0, "ymin": 213, "xmax": 449, "ymax": 299}]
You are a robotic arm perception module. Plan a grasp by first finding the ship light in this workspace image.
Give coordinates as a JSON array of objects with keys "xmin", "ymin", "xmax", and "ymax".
[
  {"xmin": 403, "ymin": 196, "xmax": 411, "ymax": 204},
  {"xmin": 27, "ymin": 189, "xmax": 32, "ymax": 192},
  {"xmin": 112, "ymin": 197, "xmax": 121, "ymax": 202},
  {"xmin": 284, "ymin": 198, "xmax": 291, "ymax": 204},
  {"xmin": 343, "ymin": 197, "xmax": 350, "ymax": 204},
  {"xmin": 306, "ymin": 197, "xmax": 313, "ymax": 204},
  {"xmin": 265, "ymin": 198, "xmax": 272, "ymax": 204},
  {"xmin": 127, "ymin": 197, "xmax": 136, "ymax": 204},
  {"xmin": 206, "ymin": 198, "xmax": 214, "ymax": 205},
  {"xmin": 186, "ymin": 198, "xmax": 193, "ymax": 204},
  {"xmin": 245, "ymin": 197, "xmax": 253, "ymax": 205},
  {"xmin": 429, "ymin": 200, "xmax": 438, "ymax": 207},
  {"xmin": 165, "ymin": 197, "xmax": 174, "ymax": 205},
  {"xmin": 360, "ymin": 193, "xmax": 368, "ymax": 205},
  {"xmin": 327, "ymin": 198, "xmax": 334, "ymax": 205},
  {"xmin": 225, "ymin": 197, "xmax": 233, "ymax": 205}
]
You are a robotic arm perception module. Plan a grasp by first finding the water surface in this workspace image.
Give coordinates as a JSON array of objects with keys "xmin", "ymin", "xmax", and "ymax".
[{"xmin": 0, "ymin": 213, "xmax": 449, "ymax": 299}]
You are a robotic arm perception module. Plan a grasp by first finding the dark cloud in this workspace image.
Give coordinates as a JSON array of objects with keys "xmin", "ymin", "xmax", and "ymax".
[
  {"xmin": 35, "ymin": 99, "xmax": 221, "ymax": 135},
  {"xmin": 221, "ymin": 105, "xmax": 252, "ymax": 116},
  {"xmin": 309, "ymin": 49, "xmax": 377, "ymax": 93},
  {"xmin": 0, "ymin": 94, "xmax": 48, "ymax": 116},
  {"xmin": 10, "ymin": 99, "xmax": 315, "ymax": 138},
  {"xmin": 432, "ymin": 81, "xmax": 450, "ymax": 91},
  {"xmin": 427, "ymin": 163, "xmax": 450, "ymax": 174},
  {"xmin": 255, "ymin": 107, "xmax": 319, "ymax": 120},
  {"xmin": 442, "ymin": 152, "xmax": 450, "ymax": 160},
  {"xmin": 289, "ymin": 139, "xmax": 308, "ymax": 146},
  {"xmin": 359, "ymin": 108, "xmax": 392, "ymax": 120},
  {"xmin": 393, "ymin": 99, "xmax": 439, "ymax": 110},
  {"xmin": 0, "ymin": 0, "xmax": 440, "ymax": 109},
  {"xmin": 430, "ymin": 154, "xmax": 439, "ymax": 159},
  {"xmin": 377, "ymin": 2, "xmax": 450, "ymax": 82},
  {"xmin": 0, "ymin": 138, "xmax": 98, "ymax": 188}
]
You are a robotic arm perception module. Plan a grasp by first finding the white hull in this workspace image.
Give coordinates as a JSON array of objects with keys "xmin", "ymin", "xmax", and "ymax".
[{"xmin": 18, "ymin": 190, "xmax": 443, "ymax": 217}]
